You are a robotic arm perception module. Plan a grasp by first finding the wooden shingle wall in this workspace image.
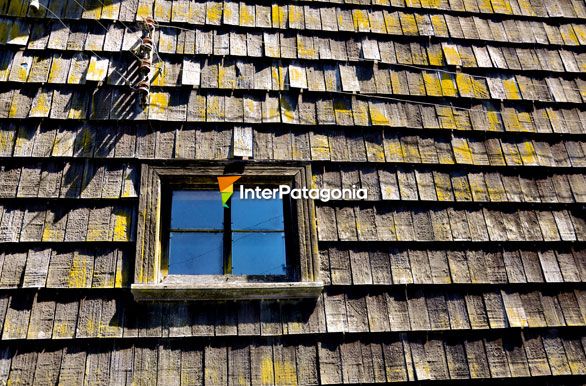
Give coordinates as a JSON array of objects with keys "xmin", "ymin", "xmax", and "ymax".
[{"xmin": 0, "ymin": 0, "xmax": 584, "ymax": 384}]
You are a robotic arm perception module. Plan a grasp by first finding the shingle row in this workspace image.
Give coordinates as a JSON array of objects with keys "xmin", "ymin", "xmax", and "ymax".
[
  {"xmin": 0, "ymin": 122, "xmax": 584, "ymax": 168},
  {"xmin": 321, "ymin": 246, "xmax": 586, "ymax": 285},
  {"xmin": 316, "ymin": 205, "xmax": 585, "ymax": 242},
  {"xmin": 8, "ymin": 0, "xmax": 586, "ymax": 21},
  {"xmin": 0, "ymin": 247, "xmax": 129, "ymax": 289},
  {"xmin": 4, "ymin": 87, "xmax": 586, "ymax": 135},
  {"xmin": 16, "ymin": 23, "xmax": 586, "ymax": 72},
  {"xmin": 0, "ymin": 244, "xmax": 583, "ymax": 289},
  {"xmin": 6, "ymin": 51, "xmax": 586, "ymax": 102},
  {"xmin": 19, "ymin": 20, "xmax": 586, "ymax": 67},
  {"xmin": 0, "ymin": 204, "xmax": 135, "ymax": 243},
  {"xmin": 0, "ymin": 161, "xmax": 138, "ymax": 199},
  {"xmin": 314, "ymin": 166, "xmax": 586, "ymax": 203},
  {"xmin": 30, "ymin": 55, "xmax": 581, "ymax": 105},
  {"xmin": 0, "ymin": 331, "xmax": 585, "ymax": 384},
  {"xmin": 0, "ymin": 288, "xmax": 584, "ymax": 340},
  {"xmin": 12, "ymin": 5, "xmax": 586, "ymax": 47},
  {"xmin": 304, "ymin": 131, "xmax": 586, "ymax": 167}
]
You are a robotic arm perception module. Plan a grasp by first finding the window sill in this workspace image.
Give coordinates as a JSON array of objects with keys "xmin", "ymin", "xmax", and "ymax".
[{"xmin": 131, "ymin": 281, "xmax": 324, "ymax": 301}]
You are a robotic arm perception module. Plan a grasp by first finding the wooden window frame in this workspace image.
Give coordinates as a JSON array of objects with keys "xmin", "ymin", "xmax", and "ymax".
[{"xmin": 132, "ymin": 161, "xmax": 322, "ymax": 301}]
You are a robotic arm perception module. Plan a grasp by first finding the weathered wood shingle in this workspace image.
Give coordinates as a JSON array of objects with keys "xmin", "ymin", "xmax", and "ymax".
[{"xmin": 0, "ymin": 0, "xmax": 583, "ymax": 383}]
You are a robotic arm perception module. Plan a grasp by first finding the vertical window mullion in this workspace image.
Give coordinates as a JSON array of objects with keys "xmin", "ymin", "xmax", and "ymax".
[{"xmin": 223, "ymin": 203, "xmax": 233, "ymax": 274}]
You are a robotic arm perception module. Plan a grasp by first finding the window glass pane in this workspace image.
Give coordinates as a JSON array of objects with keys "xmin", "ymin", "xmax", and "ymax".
[
  {"xmin": 231, "ymin": 196, "xmax": 284, "ymax": 230},
  {"xmin": 169, "ymin": 232, "xmax": 224, "ymax": 274},
  {"xmin": 232, "ymin": 232, "xmax": 286, "ymax": 275},
  {"xmin": 171, "ymin": 191, "xmax": 224, "ymax": 229}
]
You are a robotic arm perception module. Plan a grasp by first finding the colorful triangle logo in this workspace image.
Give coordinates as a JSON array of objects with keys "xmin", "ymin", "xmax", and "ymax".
[{"xmin": 217, "ymin": 176, "xmax": 241, "ymax": 208}]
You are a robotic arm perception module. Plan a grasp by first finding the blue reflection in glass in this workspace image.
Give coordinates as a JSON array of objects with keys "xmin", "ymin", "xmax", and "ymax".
[
  {"xmin": 171, "ymin": 191, "xmax": 224, "ymax": 230},
  {"xmin": 169, "ymin": 232, "xmax": 223, "ymax": 274},
  {"xmin": 232, "ymin": 232, "xmax": 286, "ymax": 275},
  {"xmin": 231, "ymin": 195, "xmax": 284, "ymax": 231}
]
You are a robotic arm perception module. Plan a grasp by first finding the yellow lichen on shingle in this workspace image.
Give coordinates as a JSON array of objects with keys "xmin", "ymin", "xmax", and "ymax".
[
  {"xmin": 383, "ymin": 135, "xmax": 403, "ymax": 161},
  {"xmin": 289, "ymin": 5, "xmax": 303, "ymax": 28},
  {"xmin": 442, "ymin": 44, "xmax": 461, "ymax": 66},
  {"xmin": 113, "ymin": 208, "xmax": 131, "ymax": 242},
  {"xmin": 486, "ymin": 110, "xmax": 503, "ymax": 131},
  {"xmin": 560, "ymin": 25, "xmax": 580, "ymax": 46},
  {"xmin": 383, "ymin": 11, "xmax": 401, "ymax": 35},
  {"xmin": 29, "ymin": 90, "xmax": 51, "ymax": 117},
  {"xmin": 440, "ymin": 73, "xmax": 458, "ymax": 97},
  {"xmin": 437, "ymin": 106, "xmax": 456, "ymax": 129},
  {"xmin": 309, "ymin": 133, "xmax": 330, "ymax": 160},
  {"xmin": 297, "ymin": 37, "xmax": 316, "ymax": 59},
  {"xmin": 518, "ymin": 140, "xmax": 538, "ymax": 165},
  {"xmin": 352, "ymin": 99, "xmax": 369, "ymax": 126},
  {"xmin": 456, "ymin": 73, "xmax": 474, "ymax": 98},
  {"xmin": 206, "ymin": 95, "xmax": 224, "ymax": 121},
  {"xmin": 263, "ymin": 97, "xmax": 280, "ymax": 123},
  {"xmin": 353, "ymin": 9, "xmax": 370, "ymax": 32},
  {"xmin": 191, "ymin": 93, "xmax": 207, "ymax": 121},
  {"xmin": 274, "ymin": 360, "xmax": 297, "ymax": 386},
  {"xmin": 149, "ymin": 91, "xmax": 169, "ymax": 118},
  {"xmin": 430, "ymin": 15, "xmax": 448, "ymax": 36},
  {"xmin": 271, "ymin": 4, "xmax": 287, "ymax": 29},
  {"xmin": 426, "ymin": 0, "xmax": 442, "ymax": 7},
  {"xmin": 490, "ymin": 0, "xmax": 513, "ymax": 14},
  {"xmin": 68, "ymin": 254, "xmax": 91, "ymax": 287},
  {"xmin": 517, "ymin": 111, "xmax": 533, "ymax": 132},
  {"xmin": 389, "ymin": 71, "xmax": 402, "ymax": 94},
  {"xmin": 452, "ymin": 137, "xmax": 474, "ymax": 164},
  {"xmin": 154, "ymin": 0, "xmax": 171, "ymax": 20},
  {"xmin": 259, "ymin": 358, "xmax": 275, "ymax": 385},
  {"xmin": 41, "ymin": 222, "xmax": 64, "ymax": 241},
  {"xmin": 399, "ymin": 12, "xmax": 418, "ymax": 36},
  {"xmin": 477, "ymin": 0, "xmax": 494, "ymax": 13},
  {"xmin": 405, "ymin": 0, "xmax": 422, "ymax": 7},
  {"xmin": 427, "ymin": 46, "xmax": 444, "ymax": 66},
  {"xmin": 573, "ymin": 24, "xmax": 586, "ymax": 44},
  {"xmin": 502, "ymin": 109, "xmax": 522, "ymax": 132},
  {"xmin": 86, "ymin": 56, "xmax": 108, "ymax": 82},
  {"xmin": 218, "ymin": 65, "xmax": 235, "ymax": 89},
  {"xmin": 14, "ymin": 59, "xmax": 30, "ymax": 82},
  {"xmin": 503, "ymin": 77, "xmax": 522, "ymax": 100},
  {"xmin": 0, "ymin": 127, "xmax": 14, "ymax": 155},
  {"xmin": 78, "ymin": 125, "xmax": 94, "ymax": 154},
  {"xmin": 369, "ymin": 102, "xmax": 389, "ymax": 125},
  {"xmin": 516, "ymin": 0, "xmax": 536, "ymax": 16},
  {"xmin": 137, "ymin": 0, "xmax": 153, "ymax": 18},
  {"xmin": 67, "ymin": 55, "xmax": 88, "ymax": 85},
  {"xmin": 206, "ymin": 2, "xmax": 223, "ymax": 25},
  {"xmin": 333, "ymin": 99, "xmax": 353, "ymax": 124},
  {"xmin": 472, "ymin": 78, "xmax": 490, "ymax": 99},
  {"xmin": 240, "ymin": 4, "xmax": 255, "ymax": 26},
  {"xmin": 8, "ymin": 97, "xmax": 19, "ymax": 118},
  {"xmin": 52, "ymin": 321, "xmax": 72, "ymax": 338},
  {"xmin": 101, "ymin": 0, "xmax": 120, "ymax": 19}
]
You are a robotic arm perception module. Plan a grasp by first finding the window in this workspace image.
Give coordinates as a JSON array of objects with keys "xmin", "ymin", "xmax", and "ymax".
[
  {"xmin": 133, "ymin": 163, "xmax": 322, "ymax": 300},
  {"xmin": 167, "ymin": 190, "xmax": 287, "ymax": 276}
]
